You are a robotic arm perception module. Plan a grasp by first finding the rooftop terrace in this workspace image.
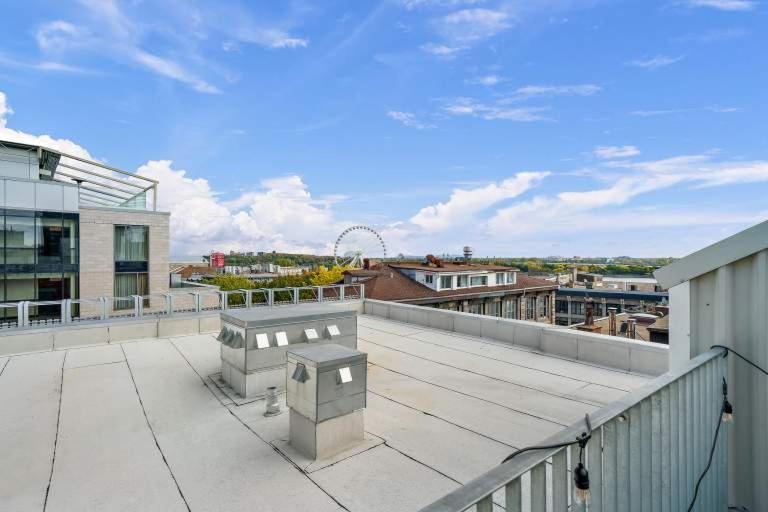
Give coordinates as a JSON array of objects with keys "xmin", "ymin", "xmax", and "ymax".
[{"xmin": 0, "ymin": 311, "xmax": 652, "ymax": 511}]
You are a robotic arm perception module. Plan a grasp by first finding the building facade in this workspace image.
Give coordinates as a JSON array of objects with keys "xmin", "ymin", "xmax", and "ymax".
[
  {"xmin": 554, "ymin": 288, "xmax": 669, "ymax": 326},
  {"xmin": 345, "ymin": 261, "xmax": 558, "ymax": 323},
  {"xmin": 0, "ymin": 140, "xmax": 170, "ymax": 321}
]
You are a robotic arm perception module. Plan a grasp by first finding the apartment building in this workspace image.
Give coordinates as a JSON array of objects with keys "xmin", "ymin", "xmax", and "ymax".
[
  {"xmin": 0, "ymin": 140, "xmax": 169, "ymax": 320},
  {"xmin": 344, "ymin": 259, "xmax": 558, "ymax": 322},
  {"xmin": 554, "ymin": 287, "xmax": 669, "ymax": 326}
]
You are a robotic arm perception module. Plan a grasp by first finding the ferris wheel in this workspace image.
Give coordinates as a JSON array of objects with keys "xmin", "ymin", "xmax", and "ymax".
[{"xmin": 333, "ymin": 225, "xmax": 388, "ymax": 268}]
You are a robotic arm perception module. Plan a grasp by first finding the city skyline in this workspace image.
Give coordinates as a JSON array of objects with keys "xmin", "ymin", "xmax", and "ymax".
[{"xmin": 1, "ymin": 0, "xmax": 767, "ymax": 258}]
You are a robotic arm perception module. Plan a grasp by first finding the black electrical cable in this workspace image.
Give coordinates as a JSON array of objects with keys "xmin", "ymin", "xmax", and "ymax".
[
  {"xmin": 500, "ymin": 414, "xmax": 592, "ymax": 465},
  {"xmin": 711, "ymin": 345, "xmax": 768, "ymax": 376},
  {"xmin": 685, "ymin": 346, "xmax": 768, "ymax": 512},
  {"xmin": 686, "ymin": 399, "xmax": 726, "ymax": 512}
]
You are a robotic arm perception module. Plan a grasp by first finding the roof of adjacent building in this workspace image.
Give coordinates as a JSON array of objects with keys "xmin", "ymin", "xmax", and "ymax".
[
  {"xmin": 388, "ymin": 262, "xmax": 520, "ymax": 273},
  {"xmin": 556, "ymin": 288, "xmax": 668, "ymax": 301},
  {"xmin": 0, "ymin": 314, "xmax": 651, "ymax": 511},
  {"xmin": 655, "ymin": 219, "xmax": 768, "ymax": 288},
  {"xmin": 353, "ymin": 265, "xmax": 557, "ymax": 303}
]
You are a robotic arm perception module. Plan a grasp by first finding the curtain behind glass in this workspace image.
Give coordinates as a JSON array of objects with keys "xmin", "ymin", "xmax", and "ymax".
[{"xmin": 114, "ymin": 226, "xmax": 148, "ymax": 261}]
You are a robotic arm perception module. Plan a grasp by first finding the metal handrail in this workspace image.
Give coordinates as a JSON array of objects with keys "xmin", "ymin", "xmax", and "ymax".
[
  {"xmin": 0, "ymin": 284, "xmax": 364, "ymax": 330},
  {"xmin": 420, "ymin": 347, "xmax": 727, "ymax": 512}
]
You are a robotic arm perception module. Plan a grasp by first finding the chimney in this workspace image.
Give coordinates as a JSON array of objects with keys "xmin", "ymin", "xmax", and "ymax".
[
  {"xmin": 608, "ymin": 307, "xmax": 617, "ymax": 336},
  {"xmin": 363, "ymin": 258, "xmax": 370, "ymax": 270},
  {"xmin": 463, "ymin": 246, "xmax": 473, "ymax": 262},
  {"xmin": 628, "ymin": 318, "xmax": 637, "ymax": 340}
]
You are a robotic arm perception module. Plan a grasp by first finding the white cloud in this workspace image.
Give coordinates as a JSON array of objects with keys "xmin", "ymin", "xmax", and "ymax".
[
  {"xmin": 411, "ymin": 172, "xmax": 548, "ymax": 231},
  {"xmin": 627, "ymin": 55, "xmax": 684, "ymax": 70},
  {"xmin": 489, "ymin": 153, "xmax": 768, "ymax": 235},
  {"xmin": 402, "ymin": 0, "xmax": 485, "ymax": 9},
  {"xmin": 467, "ymin": 74, "xmax": 502, "ymax": 86},
  {"xmin": 435, "ymin": 8, "xmax": 512, "ymax": 43},
  {"xmin": 443, "ymin": 97, "xmax": 551, "ymax": 121},
  {"xmin": 511, "ymin": 84, "xmax": 602, "ymax": 100},
  {"xmin": 687, "ymin": 0, "xmax": 755, "ymax": 10},
  {"xmin": 631, "ymin": 105, "xmax": 742, "ymax": 116},
  {"xmin": 35, "ymin": 20, "xmax": 89, "ymax": 51},
  {"xmin": 593, "ymin": 145, "xmax": 641, "ymax": 159},
  {"xmin": 420, "ymin": 42, "xmax": 465, "ymax": 57},
  {"xmin": 387, "ymin": 111, "xmax": 436, "ymax": 129},
  {"xmin": 132, "ymin": 50, "xmax": 220, "ymax": 94}
]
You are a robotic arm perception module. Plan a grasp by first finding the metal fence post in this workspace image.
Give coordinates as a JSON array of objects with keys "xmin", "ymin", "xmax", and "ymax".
[
  {"xmin": 100, "ymin": 297, "xmax": 108, "ymax": 320},
  {"xmin": 243, "ymin": 289, "xmax": 252, "ymax": 308},
  {"xmin": 318, "ymin": 286, "xmax": 324, "ymax": 302},
  {"xmin": 340, "ymin": 284, "xmax": 345, "ymax": 302},
  {"xmin": 165, "ymin": 293, "xmax": 174, "ymax": 315},
  {"xmin": 132, "ymin": 295, "xmax": 143, "ymax": 317},
  {"xmin": 62, "ymin": 299, "xmax": 72, "ymax": 324},
  {"xmin": 268, "ymin": 289, "xmax": 274, "ymax": 306},
  {"xmin": 17, "ymin": 301, "xmax": 28, "ymax": 327},
  {"xmin": 293, "ymin": 287, "xmax": 300, "ymax": 304},
  {"xmin": 220, "ymin": 291, "xmax": 228, "ymax": 311},
  {"xmin": 360, "ymin": 283, "xmax": 365, "ymax": 300},
  {"xmin": 193, "ymin": 292, "xmax": 202, "ymax": 313}
]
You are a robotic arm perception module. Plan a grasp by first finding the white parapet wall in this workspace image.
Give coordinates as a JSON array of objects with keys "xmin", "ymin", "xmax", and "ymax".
[
  {"xmin": 363, "ymin": 299, "xmax": 669, "ymax": 376},
  {"xmin": 0, "ymin": 312, "xmax": 222, "ymax": 356}
]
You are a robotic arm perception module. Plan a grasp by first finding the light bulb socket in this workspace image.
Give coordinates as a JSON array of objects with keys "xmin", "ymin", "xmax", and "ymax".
[
  {"xmin": 722, "ymin": 400, "xmax": 734, "ymax": 423},
  {"xmin": 573, "ymin": 462, "xmax": 590, "ymax": 504}
]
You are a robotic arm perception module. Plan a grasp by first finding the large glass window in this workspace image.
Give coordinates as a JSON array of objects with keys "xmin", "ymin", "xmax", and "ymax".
[
  {"xmin": 496, "ymin": 273, "xmax": 505, "ymax": 285},
  {"xmin": 0, "ymin": 210, "xmax": 79, "ymax": 324},
  {"xmin": 115, "ymin": 225, "xmax": 148, "ymax": 262},
  {"xmin": 114, "ymin": 226, "xmax": 149, "ymax": 309},
  {"xmin": 470, "ymin": 275, "xmax": 488, "ymax": 286},
  {"xmin": 457, "ymin": 274, "xmax": 468, "ymax": 288},
  {"xmin": 4, "ymin": 214, "xmax": 36, "ymax": 264},
  {"xmin": 439, "ymin": 275, "xmax": 453, "ymax": 289}
]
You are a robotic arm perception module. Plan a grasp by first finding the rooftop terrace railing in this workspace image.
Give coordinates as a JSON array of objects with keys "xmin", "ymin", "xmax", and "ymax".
[
  {"xmin": 0, "ymin": 284, "xmax": 364, "ymax": 331},
  {"xmin": 420, "ymin": 347, "xmax": 728, "ymax": 512}
]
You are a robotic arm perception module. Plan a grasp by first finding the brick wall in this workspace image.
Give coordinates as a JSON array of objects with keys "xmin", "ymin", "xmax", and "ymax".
[{"xmin": 79, "ymin": 206, "xmax": 170, "ymax": 302}]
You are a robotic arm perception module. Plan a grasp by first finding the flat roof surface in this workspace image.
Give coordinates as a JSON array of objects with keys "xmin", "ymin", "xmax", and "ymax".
[{"xmin": 0, "ymin": 314, "xmax": 651, "ymax": 511}]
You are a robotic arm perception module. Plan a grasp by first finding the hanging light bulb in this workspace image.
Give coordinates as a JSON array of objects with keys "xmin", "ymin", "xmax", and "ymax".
[
  {"xmin": 722, "ymin": 399, "xmax": 734, "ymax": 423},
  {"xmin": 573, "ymin": 461, "xmax": 590, "ymax": 504},
  {"xmin": 721, "ymin": 378, "xmax": 733, "ymax": 423}
]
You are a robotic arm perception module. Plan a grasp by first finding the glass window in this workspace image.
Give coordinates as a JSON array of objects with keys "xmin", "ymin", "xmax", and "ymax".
[
  {"xmin": 470, "ymin": 275, "xmax": 487, "ymax": 286},
  {"xmin": 425, "ymin": 274, "xmax": 433, "ymax": 284},
  {"xmin": 37, "ymin": 213, "xmax": 63, "ymax": 265},
  {"xmin": 539, "ymin": 296, "xmax": 549, "ymax": 317},
  {"xmin": 115, "ymin": 225, "xmax": 148, "ymax": 261},
  {"xmin": 503, "ymin": 298, "xmax": 517, "ymax": 318},
  {"xmin": 114, "ymin": 272, "xmax": 149, "ymax": 309},
  {"xmin": 5, "ymin": 215, "xmax": 36, "ymax": 264},
  {"xmin": 507, "ymin": 272, "xmax": 516, "ymax": 284},
  {"xmin": 496, "ymin": 273, "xmax": 505, "ymax": 285},
  {"xmin": 62, "ymin": 214, "xmax": 78, "ymax": 265},
  {"xmin": 526, "ymin": 297, "xmax": 536, "ymax": 320},
  {"xmin": 457, "ymin": 274, "xmax": 468, "ymax": 287},
  {"xmin": 439, "ymin": 275, "xmax": 453, "ymax": 289}
]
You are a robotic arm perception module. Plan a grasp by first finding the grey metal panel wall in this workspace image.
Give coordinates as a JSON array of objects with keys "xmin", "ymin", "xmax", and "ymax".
[{"xmin": 688, "ymin": 249, "xmax": 768, "ymax": 511}]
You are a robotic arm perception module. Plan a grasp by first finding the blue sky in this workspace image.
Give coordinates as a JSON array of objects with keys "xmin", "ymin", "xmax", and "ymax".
[{"xmin": 1, "ymin": 0, "xmax": 766, "ymax": 259}]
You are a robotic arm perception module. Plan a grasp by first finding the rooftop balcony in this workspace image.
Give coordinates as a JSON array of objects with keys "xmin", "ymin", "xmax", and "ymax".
[
  {"xmin": 0, "ymin": 292, "xmax": 693, "ymax": 511},
  {"xmin": 0, "ymin": 139, "xmax": 158, "ymax": 210}
]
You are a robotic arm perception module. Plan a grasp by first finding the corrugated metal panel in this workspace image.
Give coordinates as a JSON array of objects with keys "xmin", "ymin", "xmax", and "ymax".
[{"xmin": 686, "ymin": 249, "xmax": 768, "ymax": 511}]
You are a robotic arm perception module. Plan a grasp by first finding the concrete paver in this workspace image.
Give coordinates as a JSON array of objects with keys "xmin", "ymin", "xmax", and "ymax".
[
  {"xmin": 63, "ymin": 344, "xmax": 124, "ymax": 369},
  {"xmin": 0, "ymin": 351, "xmax": 64, "ymax": 511},
  {"xmin": 362, "ymin": 339, "xmax": 596, "ymax": 425},
  {"xmin": 122, "ymin": 340, "xmax": 340, "ymax": 512},
  {"xmin": 46, "ymin": 363, "xmax": 186, "ymax": 511},
  {"xmin": 311, "ymin": 444, "xmax": 459, "ymax": 512}
]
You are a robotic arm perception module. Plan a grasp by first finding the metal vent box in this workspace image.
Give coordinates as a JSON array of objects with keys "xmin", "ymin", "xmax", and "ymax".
[
  {"xmin": 218, "ymin": 303, "xmax": 358, "ymax": 398},
  {"xmin": 286, "ymin": 344, "xmax": 367, "ymax": 423}
]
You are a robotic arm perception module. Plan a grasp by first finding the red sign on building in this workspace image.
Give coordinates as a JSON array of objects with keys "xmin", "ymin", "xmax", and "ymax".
[{"xmin": 210, "ymin": 252, "xmax": 225, "ymax": 268}]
